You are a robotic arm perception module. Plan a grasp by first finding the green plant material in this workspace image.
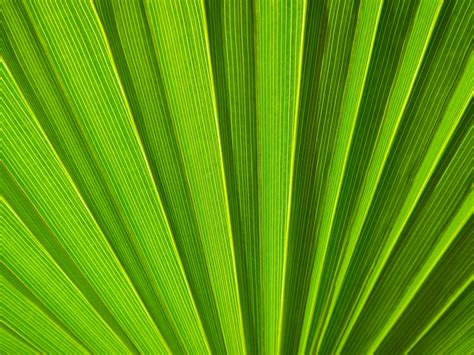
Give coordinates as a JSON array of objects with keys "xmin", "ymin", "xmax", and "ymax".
[{"xmin": 2, "ymin": 0, "xmax": 472, "ymax": 354}]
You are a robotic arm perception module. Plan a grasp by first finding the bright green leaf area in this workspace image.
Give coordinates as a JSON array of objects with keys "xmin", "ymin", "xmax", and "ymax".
[{"xmin": 2, "ymin": 0, "xmax": 472, "ymax": 354}]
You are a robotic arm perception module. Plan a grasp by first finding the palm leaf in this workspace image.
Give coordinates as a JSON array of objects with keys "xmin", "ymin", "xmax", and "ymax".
[{"xmin": 2, "ymin": 0, "xmax": 472, "ymax": 353}]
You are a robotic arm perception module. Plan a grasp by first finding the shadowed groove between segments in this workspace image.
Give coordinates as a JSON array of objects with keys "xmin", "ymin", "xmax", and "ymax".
[
  {"xmin": 326, "ymin": 2, "xmax": 474, "ymax": 350},
  {"xmin": 297, "ymin": 2, "xmax": 383, "ymax": 351},
  {"xmin": 304, "ymin": 1, "xmax": 424, "ymax": 351},
  {"xmin": 354, "ymin": 66, "xmax": 474, "ymax": 353},
  {"xmin": 203, "ymin": 0, "xmax": 262, "ymax": 351},
  {"xmin": 316, "ymin": 0, "xmax": 447, "ymax": 350},
  {"xmin": 282, "ymin": 1, "xmax": 362, "ymax": 352},
  {"xmin": 372, "ymin": 192, "xmax": 473, "ymax": 352},
  {"xmin": 357, "ymin": 109, "xmax": 474, "ymax": 352},
  {"xmin": 373, "ymin": 219, "xmax": 473, "ymax": 353},
  {"xmin": 406, "ymin": 279, "xmax": 473, "ymax": 353},
  {"xmin": 340, "ymin": 111, "xmax": 473, "ymax": 352}
]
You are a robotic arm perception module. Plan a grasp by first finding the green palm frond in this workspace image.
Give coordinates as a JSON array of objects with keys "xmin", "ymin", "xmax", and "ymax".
[{"xmin": 2, "ymin": 0, "xmax": 472, "ymax": 354}]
